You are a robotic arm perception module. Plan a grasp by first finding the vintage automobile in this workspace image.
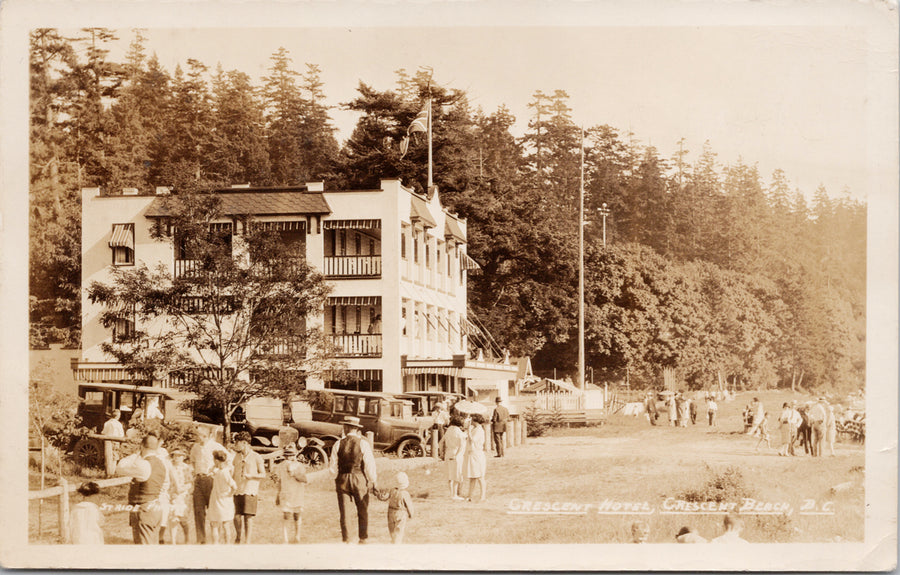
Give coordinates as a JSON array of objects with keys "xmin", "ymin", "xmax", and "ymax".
[
  {"xmin": 274, "ymin": 390, "xmax": 430, "ymax": 458},
  {"xmin": 72, "ymin": 382, "xmax": 199, "ymax": 467},
  {"xmin": 72, "ymin": 383, "xmax": 329, "ymax": 468},
  {"xmin": 398, "ymin": 391, "xmax": 465, "ymax": 417}
]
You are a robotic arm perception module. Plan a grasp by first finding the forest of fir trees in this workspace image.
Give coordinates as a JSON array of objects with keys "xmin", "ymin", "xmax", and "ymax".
[{"xmin": 29, "ymin": 29, "xmax": 866, "ymax": 394}]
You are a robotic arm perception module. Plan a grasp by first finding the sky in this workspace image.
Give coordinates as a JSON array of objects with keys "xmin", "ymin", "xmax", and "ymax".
[{"xmin": 94, "ymin": 22, "xmax": 885, "ymax": 201}]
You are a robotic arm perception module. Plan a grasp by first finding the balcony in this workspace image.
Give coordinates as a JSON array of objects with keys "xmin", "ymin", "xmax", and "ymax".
[
  {"xmin": 331, "ymin": 333, "xmax": 382, "ymax": 357},
  {"xmin": 325, "ymin": 255, "xmax": 382, "ymax": 278},
  {"xmin": 174, "ymin": 259, "xmax": 201, "ymax": 279}
]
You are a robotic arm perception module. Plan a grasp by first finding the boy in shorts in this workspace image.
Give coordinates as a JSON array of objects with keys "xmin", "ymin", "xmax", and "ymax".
[
  {"xmin": 275, "ymin": 444, "xmax": 308, "ymax": 543},
  {"xmin": 232, "ymin": 431, "xmax": 266, "ymax": 544}
]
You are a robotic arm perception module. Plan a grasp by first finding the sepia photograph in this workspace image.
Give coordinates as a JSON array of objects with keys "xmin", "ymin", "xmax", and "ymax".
[{"xmin": 1, "ymin": 0, "xmax": 897, "ymax": 570}]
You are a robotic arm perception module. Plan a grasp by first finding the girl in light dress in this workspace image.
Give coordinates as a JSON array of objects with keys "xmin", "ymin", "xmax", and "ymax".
[
  {"xmin": 439, "ymin": 415, "xmax": 467, "ymax": 500},
  {"xmin": 463, "ymin": 413, "xmax": 487, "ymax": 502},
  {"xmin": 207, "ymin": 450, "xmax": 237, "ymax": 544},
  {"xmin": 69, "ymin": 482, "xmax": 104, "ymax": 544},
  {"xmin": 275, "ymin": 444, "xmax": 308, "ymax": 544}
]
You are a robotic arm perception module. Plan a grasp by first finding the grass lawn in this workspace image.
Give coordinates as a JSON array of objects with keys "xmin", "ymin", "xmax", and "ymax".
[{"xmin": 30, "ymin": 389, "xmax": 864, "ymax": 544}]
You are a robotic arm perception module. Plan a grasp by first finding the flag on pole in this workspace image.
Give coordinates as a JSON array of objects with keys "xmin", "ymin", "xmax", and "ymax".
[{"xmin": 400, "ymin": 104, "xmax": 430, "ymax": 159}]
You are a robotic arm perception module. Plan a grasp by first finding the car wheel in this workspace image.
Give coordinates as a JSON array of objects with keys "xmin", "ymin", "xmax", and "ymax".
[
  {"xmin": 301, "ymin": 445, "xmax": 328, "ymax": 468},
  {"xmin": 397, "ymin": 438, "xmax": 424, "ymax": 459},
  {"xmin": 73, "ymin": 438, "xmax": 104, "ymax": 468}
]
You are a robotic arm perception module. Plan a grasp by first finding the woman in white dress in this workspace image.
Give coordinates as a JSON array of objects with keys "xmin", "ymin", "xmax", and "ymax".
[
  {"xmin": 464, "ymin": 414, "xmax": 487, "ymax": 502},
  {"xmin": 439, "ymin": 415, "xmax": 467, "ymax": 500}
]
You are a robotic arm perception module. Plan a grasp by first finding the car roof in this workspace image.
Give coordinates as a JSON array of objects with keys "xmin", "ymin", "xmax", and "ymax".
[{"xmin": 77, "ymin": 382, "xmax": 187, "ymax": 399}]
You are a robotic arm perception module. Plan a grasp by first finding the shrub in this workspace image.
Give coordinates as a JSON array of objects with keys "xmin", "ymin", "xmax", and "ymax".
[
  {"xmin": 547, "ymin": 405, "xmax": 565, "ymax": 428},
  {"xmin": 678, "ymin": 465, "xmax": 753, "ymax": 503},
  {"xmin": 524, "ymin": 404, "xmax": 548, "ymax": 437},
  {"xmin": 124, "ymin": 419, "xmax": 197, "ymax": 456}
]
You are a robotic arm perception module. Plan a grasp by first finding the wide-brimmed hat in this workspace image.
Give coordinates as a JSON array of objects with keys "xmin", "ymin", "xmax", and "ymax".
[{"xmin": 341, "ymin": 416, "xmax": 364, "ymax": 429}]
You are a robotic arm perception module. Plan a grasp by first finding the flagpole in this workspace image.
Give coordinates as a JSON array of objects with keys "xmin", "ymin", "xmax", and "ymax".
[
  {"xmin": 427, "ymin": 97, "xmax": 433, "ymax": 190},
  {"xmin": 578, "ymin": 126, "xmax": 585, "ymax": 391}
]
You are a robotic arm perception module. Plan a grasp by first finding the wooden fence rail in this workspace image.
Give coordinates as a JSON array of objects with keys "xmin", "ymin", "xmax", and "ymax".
[{"xmin": 29, "ymin": 476, "xmax": 132, "ymax": 543}]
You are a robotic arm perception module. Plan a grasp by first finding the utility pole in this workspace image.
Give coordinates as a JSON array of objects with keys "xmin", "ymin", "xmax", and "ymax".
[
  {"xmin": 599, "ymin": 203, "xmax": 611, "ymax": 247},
  {"xmin": 578, "ymin": 127, "xmax": 585, "ymax": 391}
]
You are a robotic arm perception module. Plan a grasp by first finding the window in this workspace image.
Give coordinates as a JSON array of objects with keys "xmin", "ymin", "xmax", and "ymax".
[
  {"xmin": 334, "ymin": 396, "xmax": 346, "ymax": 412},
  {"xmin": 112, "ymin": 304, "xmax": 136, "ymax": 343},
  {"xmin": 447, "ymin": 248, "xmax": 452, "ymax": 276},
  {"xmin": 110, "ymin": 223, "xmax": 135, "ymax": 266},
  {"xmin": 344, "ymin": 397, "xmax": 358, "ymax": 414},
  {"xmin": 402, "ymin": 307, "xmax": 407, "ymax": 336},
  {"xmin": 413, "ymin": 235, "xmax": 419, "ymax": 263},
  {"xmin": 425, "ymin": 244, "xmax": 431, "ymax": 268},
  {"xmin": 339, "ymin": 230, "xmax": 347, "ymax": 256},
  {"xmin": 83, "ymin": 391, "xmax": 104, "ymax": 406},
  {"xmin": 364, "ymin": 398, "xmax": 379, "ymax": 416},
  {"xmin": 437, "ymin": 244, "xmax": 441, "ymax": 270},
  {"xmin": 401, "ymin": 232, "xmax": 407, "ymax": 259}
]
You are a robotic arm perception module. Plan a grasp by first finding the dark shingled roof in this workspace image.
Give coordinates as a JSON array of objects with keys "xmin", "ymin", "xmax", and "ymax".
[{"xmin": 145, "ymin": 189, "xmax": 331, "ymax": 218}]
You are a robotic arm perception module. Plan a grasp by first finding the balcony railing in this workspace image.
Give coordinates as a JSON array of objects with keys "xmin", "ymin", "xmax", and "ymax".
[
  {"xmin": 325, "ymin": 255, "xmax": 382, "ymax": 278},
  {"xmin": 174, "ymin": 259, "xmax": 201, "ymax": 279},
  {"xmin": 331, "ymin": 333, "xmax": 382, "ymax": 357}
]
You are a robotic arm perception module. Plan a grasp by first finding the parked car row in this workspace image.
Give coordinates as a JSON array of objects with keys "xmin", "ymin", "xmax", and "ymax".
[{"xmin": 71, "ymin": 382, "xmax": 464, "ymax": 468}]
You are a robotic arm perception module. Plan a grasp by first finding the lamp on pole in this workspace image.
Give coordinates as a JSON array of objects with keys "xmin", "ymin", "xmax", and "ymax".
[{"xmin": 599, "ymin": 202, "xmax": 611, "ymax": 247}]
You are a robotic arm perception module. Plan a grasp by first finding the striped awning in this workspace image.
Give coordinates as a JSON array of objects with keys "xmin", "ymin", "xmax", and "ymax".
[
  {"xmin": 251, "ymin": 220, "xmax": 306, "ymax": 232},
  {"xmin": 323, "ymin": 219, "xmax": 381, "ymax": 230},
  {"xmin": 109, "ymin": 224, "xmax": 134, "ymax": 249},
  {"xmin": 466, "ymin": 380, "xmax": 502, "ymax": 391},
  {"xmin": 461, "ymin": 253, "xmax": 481, "ymax": 271},
  {"xmin": 402, "ymin": 366, "xmax": 461, "ymax": 377},
  {"xmin": 327, "ymin": 296, "xmax": 382, "ymax": 307}
]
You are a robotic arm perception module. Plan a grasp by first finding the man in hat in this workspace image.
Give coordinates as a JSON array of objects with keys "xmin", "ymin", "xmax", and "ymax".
[
  {"xmin": 490, "ymin": 396, "xmax": 510, "ymax": 457},
  {"xmin": 329, "ymin": 416, "xmax": 377, "ymax": 543}
]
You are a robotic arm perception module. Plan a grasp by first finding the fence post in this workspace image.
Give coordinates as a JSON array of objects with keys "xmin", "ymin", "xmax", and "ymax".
[
  {"xmin": 365, "ymin": 431, "xmax": 375, "ymax": 446},
  {"xmin": 521, "ymin": 418, "xmax": 527, "ymax": 444},
  {"xmin": 430, "ymin": 431, "xmax": 439, "ymax": 459},
  {"xmin": 58, "ymin": 478, "xmax": 70, "ymax": 544},
  {"xmin": 104, "ymin": 440, "xmax": 116, "ymax": 477}
]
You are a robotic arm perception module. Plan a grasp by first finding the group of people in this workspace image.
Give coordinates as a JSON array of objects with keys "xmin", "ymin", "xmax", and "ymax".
[
  {"xmin": 436, "ymin": 396, "xmax": 510, "ymax": 502},
  {"xmin": 88, "ymin": 417, "xmax": 416, "ymax": 546},
  {"xmin": 631, "ymin": 513, "xmax": 748, "ymax": 544},
  {"xmin": 645, "ymin": 392, "xmax": 718, "ymax": 427},
  {"xmin": 776, "ymin": 397, "xmax": 838, "ymax": 457},
  {"xmin": 72, "ymin": 395, "xmax": 514, "ymax": 546}
]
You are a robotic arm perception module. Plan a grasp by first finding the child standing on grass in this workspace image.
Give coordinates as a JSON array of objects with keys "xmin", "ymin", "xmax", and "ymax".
[
  {"xmin": 275, "ymin": 444, "xmax": 308, "ymax": 543},
  {"xmin": 169, "ymin": 449, "xmax": 193, "ymax": 544},
  {"xmin": 207, "ymin": 450, "xmax": 236, "ymax": 544},
  {"xmin": 70, "ymin": 482, "xmax": 104, "ymax": 544},
  {"xmin": 755, "ymin": 412, "xmax": 771, "ymax": 451},
  {"xmin": 376, "ymin": 472, "xmax": 414, "ymax": 544}
]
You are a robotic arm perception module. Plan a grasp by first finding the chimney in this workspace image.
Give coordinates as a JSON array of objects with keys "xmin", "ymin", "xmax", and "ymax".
[
  {"xmin": 155, "ymin": 186, "xmax": 171, "ymax": 195},
  {"xmin": 305, "ymin": 181, "xmax": 324, "ymax": 192},
  {"xmin": 122, "ymin": 188, "xmax": 139, "ymax": 196}
]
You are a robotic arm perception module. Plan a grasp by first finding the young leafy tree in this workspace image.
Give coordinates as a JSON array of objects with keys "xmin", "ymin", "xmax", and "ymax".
[{"xmin": 86, "ymin": 191, "xmax": 334, "ymax": 441}]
